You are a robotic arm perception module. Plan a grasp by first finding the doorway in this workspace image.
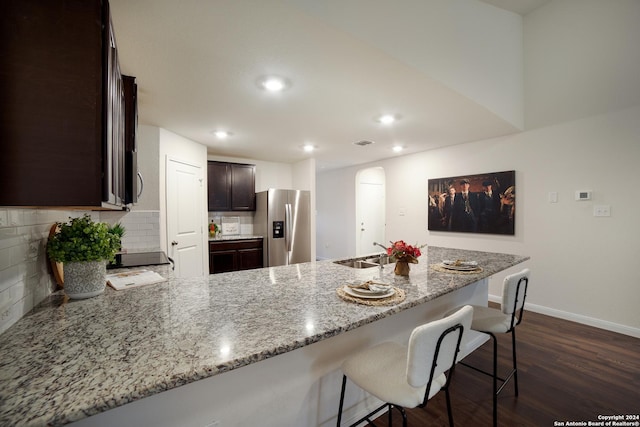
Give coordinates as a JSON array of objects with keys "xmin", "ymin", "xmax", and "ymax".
[
  {"xmin": 356, "ymin": 167, "xmax": 386, "ymax": 256},
  {"xmin": 166, "ymin": 157, "xmax": 205, "ymax": 277}
]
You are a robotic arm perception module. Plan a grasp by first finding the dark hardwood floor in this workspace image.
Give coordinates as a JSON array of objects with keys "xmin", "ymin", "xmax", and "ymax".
[{"xmin": 381, "ymin": 307, "xmax": 640, "ymax": 426}]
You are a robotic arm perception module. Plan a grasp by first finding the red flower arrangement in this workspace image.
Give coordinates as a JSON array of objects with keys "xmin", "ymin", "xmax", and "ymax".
[{"xmin": 387, "ymin": 240, "xmax": 426, "ymax": 264}]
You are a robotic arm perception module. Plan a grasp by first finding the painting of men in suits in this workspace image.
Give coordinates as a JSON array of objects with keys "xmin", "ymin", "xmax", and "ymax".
[
  {"xmin": 427, "ymin": 171, "xmax": 515, "ymax": 235},
  {"xmin": 451, "ymin": 178, "xmax": 479, "ymax": 232}
]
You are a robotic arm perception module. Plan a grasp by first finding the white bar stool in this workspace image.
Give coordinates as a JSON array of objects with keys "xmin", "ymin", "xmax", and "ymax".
[
  {"xmin": 461, "ymin": 268, "xmax": 530, "ymax": 427},
  {"xmin": 336, "ymin": 305, "xmax": 474, "ymax": 427}
]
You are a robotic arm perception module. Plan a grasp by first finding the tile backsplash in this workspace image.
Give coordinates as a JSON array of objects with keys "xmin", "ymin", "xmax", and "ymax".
[
  {"xmin": 99, "ymin": 210, "xmax": 161, "ymax": 252},
  {"xmin": 0, "ymin": 209, "xmax": 90, "ymax": 334},
  {"xmin": 0, "ymin": 209, "xmax": 163, "ymax": 335},
  {"xmin": 208, "ymin": 211, "xmax": 254, "ymax": 236}
]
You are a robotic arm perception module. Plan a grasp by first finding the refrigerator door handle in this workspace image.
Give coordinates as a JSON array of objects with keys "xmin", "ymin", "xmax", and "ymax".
[{"xmin": 285, "ymin": 203, "xmax": 292, "ymax": 254}]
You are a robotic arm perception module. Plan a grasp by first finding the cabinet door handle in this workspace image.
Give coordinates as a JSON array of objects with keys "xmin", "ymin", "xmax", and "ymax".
[
  {"xmin": 171, "ymin": 240, "xmax": 178, "ymax": 246},
  {"xmin": 137, "ymin": 172, "xmax": 144, "ymax": 199}
]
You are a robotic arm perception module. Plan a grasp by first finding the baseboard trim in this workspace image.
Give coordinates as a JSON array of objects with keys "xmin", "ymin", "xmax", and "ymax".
[{"xmin": 488, "ymin": 294, "xmax": 640, "ymax": 338}]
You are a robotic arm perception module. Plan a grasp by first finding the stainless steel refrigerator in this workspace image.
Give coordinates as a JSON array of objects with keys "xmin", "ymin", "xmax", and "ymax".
[{"xmin": 254, "ymin": 189, "xmax": 311, "ymax": 267}]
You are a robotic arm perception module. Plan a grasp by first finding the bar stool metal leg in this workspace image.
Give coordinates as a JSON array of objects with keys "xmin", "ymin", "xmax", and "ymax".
[
  {"xmin": 337, "ymin": 375, "xmax": 347, "ymax": 427},
  {"xmin": 512, "ymin": 329, "xmax": 519, "ymax": 397},
  {"xmin": 491, "ymin": 333, "xmax": 498, "ymax": 427}
]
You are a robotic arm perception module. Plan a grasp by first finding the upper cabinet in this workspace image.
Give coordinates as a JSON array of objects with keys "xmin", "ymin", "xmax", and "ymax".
[
  {"xmin": 207, "ymin": 161, "xmax": 256, "ymax": 211},
  {"xmin": 0, "ymin": 0, "xmax": 136, "ymax": 209}
]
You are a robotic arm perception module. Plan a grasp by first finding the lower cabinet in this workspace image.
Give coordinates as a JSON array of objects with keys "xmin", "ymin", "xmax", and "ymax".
[{"xmin": 209, "ymin": 239, "xmax": 263, "ymax": 274}]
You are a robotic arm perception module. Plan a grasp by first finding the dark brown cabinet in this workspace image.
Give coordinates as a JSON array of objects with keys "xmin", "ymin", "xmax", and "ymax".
[
  {"xmin": 0, "ymin": 0, "xmax": 135, "ymax": 209},
  {"xmin": 207, "ymin": 161, "xmax": 256, "ymax": 211},
  {"xmin": 207, "ymin": 162, "xmax": 231, "ymax": 211},
  {"xmin": 209, "ymin": 239, "xmax": 263, "ymax": 274}
]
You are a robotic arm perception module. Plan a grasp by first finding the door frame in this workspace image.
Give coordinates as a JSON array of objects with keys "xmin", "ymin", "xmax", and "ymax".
[
  {"xmin": 355, "ymin": 167, "xmax": 386, "ymax": 256},
  {"xmin": 165, "ymin": 155, "xmax": 207, "ymax": 277}
]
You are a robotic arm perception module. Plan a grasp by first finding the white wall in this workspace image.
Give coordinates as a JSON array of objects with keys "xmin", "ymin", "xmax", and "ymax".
[
  {"xmin": 317, "ymin": 105, "xmax": 640, "ymax": 336},
  {"xmin": 292, "ymin": 158, "xmax": 317, "ymax": 261},
  {"xmin": 524, "ymin": 0, "xmax": 640, "ymax": 129},
  {"xmin": 134, "ymin": 125, "xmax": 161, "ymax": 211},
  {"xmin": 317, "ymin": 167, "xmax": 357, "ymax": 260}
]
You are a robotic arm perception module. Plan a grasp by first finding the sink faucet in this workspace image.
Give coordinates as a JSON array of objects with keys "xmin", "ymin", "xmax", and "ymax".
[
  {"xmin": 372, "ymin": 242, "xmax": 389, "ymax": 269},
  {"xmin": 373, "ymin": 242, "xmax": 387, "ymax": 251}
]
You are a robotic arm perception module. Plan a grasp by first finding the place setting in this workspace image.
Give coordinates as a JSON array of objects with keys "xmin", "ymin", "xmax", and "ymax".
[
  {"xmin": 336, "ymin": 280, "xmax": 406, "ymax": 306},
  {"xmin": 431, "ymin": 259, "xmax": 484, "ymax": 274}
]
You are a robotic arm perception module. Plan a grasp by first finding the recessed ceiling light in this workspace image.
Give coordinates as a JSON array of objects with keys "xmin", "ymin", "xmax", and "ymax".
[
  {"xmin": 392, "ymin": 145, "xmax": 404, "ymax": 153},
  {"xmin": 303, "ymin": 143, "xmax": 315, "ymax": 152},
  {"xmin": 377, "ymin": 114, "xmax": 397, "ymax": 125},
  {"xmin": 259, "ymin": 76, "xmax": 289, "ymax": 92},
  {"xmin": 213, "ymin": 130, "xmax": 230, "ymax": 139}
]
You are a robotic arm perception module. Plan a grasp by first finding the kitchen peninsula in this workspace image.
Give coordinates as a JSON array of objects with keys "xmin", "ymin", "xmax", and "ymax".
[{"xmin": 0, "ymin": 247, "xmax": 528, "ymax": 427}]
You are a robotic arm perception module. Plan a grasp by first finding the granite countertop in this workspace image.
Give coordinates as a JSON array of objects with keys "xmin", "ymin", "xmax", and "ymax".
[
  {"xmin": 208, "ymin": 235, "xmax": 263, "ymax": 241},
  {"xmin": 0, "ymin": 246, "xmax": 528, "ymax": 426}
]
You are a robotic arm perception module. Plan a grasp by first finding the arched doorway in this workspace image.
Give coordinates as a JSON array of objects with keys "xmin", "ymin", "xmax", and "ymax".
[{"xmin": 355, "ymin": 167, "xmax": 386, "ymax": 256}]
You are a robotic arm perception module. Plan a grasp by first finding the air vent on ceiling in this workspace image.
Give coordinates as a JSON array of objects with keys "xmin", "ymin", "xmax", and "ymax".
[{"xmin": 354, "ymin": 140, "xmax": 375, "ymax": 147}]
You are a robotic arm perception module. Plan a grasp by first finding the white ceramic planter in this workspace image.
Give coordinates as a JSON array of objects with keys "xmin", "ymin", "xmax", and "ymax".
[{"xmin": 63, "ymin": 260, "xmax": 107, "ymax": 299}]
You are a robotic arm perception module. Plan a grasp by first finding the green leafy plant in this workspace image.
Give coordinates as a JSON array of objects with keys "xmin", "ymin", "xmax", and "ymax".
[{"xmin": 47, "ymin": 215, "xmax": 125, "ymax": 263}]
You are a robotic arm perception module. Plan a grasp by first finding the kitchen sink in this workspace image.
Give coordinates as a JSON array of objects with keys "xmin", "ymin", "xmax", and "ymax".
[
  {"xmin": 333, "ymin": 254, "xmax": 390, "ymax": 269},
  {"xmin": 364, "ymin": 255, "xmax": 391, "ymax": 265},
  {"xmin": 334, "ymin": 259, "xmax": 379, "ymax": 269}
]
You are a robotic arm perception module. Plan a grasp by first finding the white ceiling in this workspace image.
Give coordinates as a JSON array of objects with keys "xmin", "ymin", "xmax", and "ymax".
[{"xmin": 109, "ymin": 0, "xmax": 550, "ymax": 170}]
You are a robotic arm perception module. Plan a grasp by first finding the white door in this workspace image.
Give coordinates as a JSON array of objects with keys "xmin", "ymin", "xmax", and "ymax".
[
  {"xmin": 357, "ymin": 182, "xmax": 385, "ymax": 255},
  {"xmin": 167, "ymin": 158, "xmax": 204, "ymax": 278}
]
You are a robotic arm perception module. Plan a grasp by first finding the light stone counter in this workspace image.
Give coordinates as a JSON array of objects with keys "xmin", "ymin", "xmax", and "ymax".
[
  {"xmin": 0, "ymin": 246, "xmax": 528, "ymax": 426},
  {"xmin": 208, "ymin": 235, "xmax": 263, "ymax": 241}
]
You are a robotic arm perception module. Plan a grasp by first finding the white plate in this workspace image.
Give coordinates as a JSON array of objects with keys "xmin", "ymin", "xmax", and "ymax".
[
  {"xmin": 343, "ymin": 285, "xmax": 395, "ymax": 299},
  {"xmin": 348, "ymin": 288, "xmax": 390, "ymax": 297},
  {"xmin": 442, "ymin": 260, "xmax": 478, "ymax": 267},
  {"xmin": 347, "ymin": 284, "xmax": 392, "ymax": 295},
  {"xmin": 440, "ymin": 263, "xmax": 479, "ymax": 271}
]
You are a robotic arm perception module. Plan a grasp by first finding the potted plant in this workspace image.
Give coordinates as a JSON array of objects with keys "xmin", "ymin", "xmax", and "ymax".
[{"xmin": 47, "ymin": 214, "xmax": 124, "ymax": 299}]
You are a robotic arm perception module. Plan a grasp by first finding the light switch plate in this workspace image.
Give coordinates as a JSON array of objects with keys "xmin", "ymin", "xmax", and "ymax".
[
  {"xmin": 548, "ymin": 192, "xmax": 558, "ymax": 203},
  {"xmin": 593, "ymin": 205, "xmax": 611, "ymax": 217}
]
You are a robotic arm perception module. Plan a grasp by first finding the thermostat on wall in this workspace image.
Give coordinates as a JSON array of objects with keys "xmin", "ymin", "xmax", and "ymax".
[{"xmin": 575, "ymin": 190, "xmax": 592, "ymax": 201}]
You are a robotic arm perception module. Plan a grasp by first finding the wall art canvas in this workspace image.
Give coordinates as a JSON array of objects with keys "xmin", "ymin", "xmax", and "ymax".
[{"xmin": 428, "ymin": 170, "xmax": 515, "ymax": 235}]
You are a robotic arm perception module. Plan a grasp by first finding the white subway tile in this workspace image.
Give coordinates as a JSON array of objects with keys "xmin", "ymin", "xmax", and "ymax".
[
  {"xmin": 0, "ymin": 210, "xmax": 8, "ymax": 228},
  {"xmin": 0, "ymin": 228, "xmax": 21, "ymax": 251},
  {"xmin": 23, "ymin": 210, "xmax": 39, "ymax": 226},
  {"xmin": 0, "ymin": 247, "xmax": 11, "ymax": 271},
  {"xmin": 0, "ymin": 293, "xmax": 34, "ymax": 335},
  {"xmin": 0, "ymin": 265, "xmax": 20, "ymax": 292},
  {"xmin": 8, "ymin": 210, "xmax": 24, "ymax": 227},
  {"xmin": 11, "ymin": 243, "xmax": 28, "ymax": 265},
  {"xmin": 0, "ymin": 209, "xmax": 94, "ymax": 333}
]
